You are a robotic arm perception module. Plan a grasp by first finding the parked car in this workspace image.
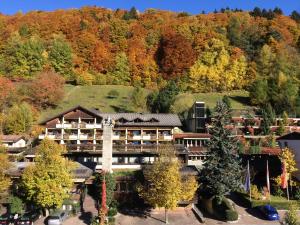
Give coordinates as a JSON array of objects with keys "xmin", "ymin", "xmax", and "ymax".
[
  {"xmin": 15, "ymin": 210, "xmax": 42, "ymax": 225},
  {"xmin": 0, "ymin": 213, "xmax": 19, "ymax": 225},
  {"xmin": 258, "ymin": 204, "xmax": 279, "ymax": 220},
  {"xmin": 0, "ymin": 214, "xmax": 14, "ymax": 225},
  {"xmin": 47, "ymin": 211, "xmax": 68, "ymax": 225}
]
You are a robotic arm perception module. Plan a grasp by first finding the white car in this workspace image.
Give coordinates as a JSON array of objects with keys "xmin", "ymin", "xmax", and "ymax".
[{"xmin": 47, "ymin": 212, "xmax": 68, "ymax": 225}]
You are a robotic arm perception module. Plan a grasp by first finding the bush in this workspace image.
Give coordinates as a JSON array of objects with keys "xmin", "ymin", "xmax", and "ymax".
[
  {"xmin": 274, "ymin": 187, "xmax": 284, "ymax": 197},
  {"xmin": 108, "ymin": 207, "xmax": 117, "ymax": 217},
  {"xmin": 250, "ymin": 185, "xmax": 262, "ymax": 200},
  {"xmin": 284, "ymin": 204, "xmax": 298, "ymax": 225},
  {"xmin": 226, "ymin": 209, "xmax": 238, "ymax": 221},
  {"xmin": 8, "ymin": 196, "xmax": 24, "ymax": 215},
  {"xmin": 294, "ymin": 188, "xmax": 300, "ymax": 200},
  {"xmin": 107, "ymin": 90, "xmax": 119, "ymax": 99},
  {"xmin": 212, "ymin": 197, "xmax": 238, "ymax": 221}
]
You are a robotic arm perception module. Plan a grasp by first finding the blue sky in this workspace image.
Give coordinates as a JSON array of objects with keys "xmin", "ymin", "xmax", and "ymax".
[{"xmin": 0, "ymin": 0, "xmax": 299, "ymax": 15}]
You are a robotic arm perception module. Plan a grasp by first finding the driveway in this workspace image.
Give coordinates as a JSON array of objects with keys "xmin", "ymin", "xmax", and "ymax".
[{"xmin": 115, "ymin": 207, "xmax": 200, "ymax": 225}]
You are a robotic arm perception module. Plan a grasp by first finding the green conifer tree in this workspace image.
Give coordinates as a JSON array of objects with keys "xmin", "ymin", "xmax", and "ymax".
[{"xmin": 201, "ymin": 100, "xmax": 242, "ymax": 202}]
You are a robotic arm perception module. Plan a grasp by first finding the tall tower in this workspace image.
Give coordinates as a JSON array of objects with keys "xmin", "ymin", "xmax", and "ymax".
[{"xmin": 102, "ymin": 117, "xmax": 114, "ymax": 173}]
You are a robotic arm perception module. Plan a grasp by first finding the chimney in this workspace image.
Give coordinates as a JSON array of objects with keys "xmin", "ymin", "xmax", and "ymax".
[{"xmin": 102, "ymin": 117, "xmax": 113, "ymax": 173}]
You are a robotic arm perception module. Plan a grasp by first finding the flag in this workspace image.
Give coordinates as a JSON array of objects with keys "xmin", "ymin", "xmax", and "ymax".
[
  {"xmin": 281, "ymin": 161, "xmax": 288, "ymax": 189},
  {"xmin": 244, "ymin": 160, "xmax": 251, "ymax": 192},
  {"xmin": 266, "ymin": 160, "xmax": 270, "ymax": 193},
  {"xmin": 101, "ymin": 174, "xmax": 107, "ymax": 214}
]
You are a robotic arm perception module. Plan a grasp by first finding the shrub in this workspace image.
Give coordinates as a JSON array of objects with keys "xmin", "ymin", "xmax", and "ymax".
[
  {"xmin": 108, "ymin": 207, "xmax": 117, "ymax": 217},
  {"xmin": 107, "ymin": 90, "xmax": 119, "ymax": 99},
  {"xmin": 284, "ymin": 204, "xmax": 298, "ymax": 225},
  {"xmin": 8, "ymin": 196, "xmax": 24, "ymax": 215},
  {"xmin": 274, "ymin": 187, "xmax": 284, "ymax": 197},
  {"xmin": 250, "ymin": 185, "xmax": 261, "ymax": 200},
  {"xmin": 212, "ymin": 197, "xmax": 238, "ymax": 221},
  {"xmin": 294, "ymin": 188, "xmax": 300, "ymax": 200},
  {"xmin": 226, "ymin": 209, "xmax": 238, "ymax": 221}
]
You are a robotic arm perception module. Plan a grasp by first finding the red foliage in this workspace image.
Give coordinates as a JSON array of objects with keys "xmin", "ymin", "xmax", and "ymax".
[
  {"xmin": 0, "ymin": 77, "xmax": 15, "ymax": 108},
  {"xmin": 29, "ymin": 71, "xmax": 65, "ymax": 108},
  {"xmin": 158, "ymin": 30, "xmax": 196, "ymax": 79}
]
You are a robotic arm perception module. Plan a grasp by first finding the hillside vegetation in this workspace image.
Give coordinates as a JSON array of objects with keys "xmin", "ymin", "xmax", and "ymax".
[
  {"xmin": 0, "ymin": 6, "xmax": 300, "ymax": 135},
  {"xmin": 40, "ymin": 85, "xmax": 249, "ymax": 121}
]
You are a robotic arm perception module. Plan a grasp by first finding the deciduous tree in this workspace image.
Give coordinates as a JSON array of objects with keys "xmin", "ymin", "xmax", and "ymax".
[
  {"xmin": 48, "ymin": 35, "xmax": 73, "ymax": 80},
  {"xmin": 3, "ymin": 102, "xmax": 36, "ymax": 134},
  {"xmin": 138, "ymin": 149, "xmax": 198, "ymax": 224},
  {"xmin": 21, "ymin": 139, "xmax": 74, "ymax": 210},
  {"xmin": 0, "ymin": 145, "xmax": 11, "ymax": 200},
  {"xmin": 158, "ymin": 30, "xmax": 196, "ymax": 80},
  {"xmin": 29, "ymin": 71, "xmax": 65, "ymax": 108}
]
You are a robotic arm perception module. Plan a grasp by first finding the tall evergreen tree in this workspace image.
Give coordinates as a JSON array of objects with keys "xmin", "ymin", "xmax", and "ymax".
[{"xmin": 201, "ymin": 100, "xmax": 242, "ymax": 202}]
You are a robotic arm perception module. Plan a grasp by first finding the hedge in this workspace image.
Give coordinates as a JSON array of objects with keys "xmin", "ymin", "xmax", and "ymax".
[
  {"xmin": 226, "ymin": 210, "xmax": 239, "ymax": 221},
  {"xmin": 212, "ymin": 197, "xmax": 239, "ymax": 221}
]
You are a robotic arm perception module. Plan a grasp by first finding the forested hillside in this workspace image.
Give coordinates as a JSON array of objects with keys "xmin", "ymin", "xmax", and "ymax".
[{"xmin": 0, "ymin": 7, "xmax": 300, "ymax": 119}]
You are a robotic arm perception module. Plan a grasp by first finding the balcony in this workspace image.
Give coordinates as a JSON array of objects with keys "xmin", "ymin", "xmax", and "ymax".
[
  {"xmin": 46, "ymin": 134, "xmax": 56, "ymax": 140},
  {"xmin": 64, "ymin": 143, "xmax": 186, "ymax": 153},
  {"xmin": 142, "ymin": 135, "xmax": 151, "ymax": 140},
  {"xmin": 85, "ymin": 123, "xmax": 102, "ymax": 129},
  {"xmin": 56, "ymin": 123, "xmax": 72, "ymax": 129},
  {"xmin": 69, "ymin": 134, "xmax": 78, "ymax": 140},
  {"xmin": 132, "ymin": 135, "xmax": 141, "ymax": 140},
  {"xmin": 79, "ymin": 134, "xmax": 88, "ymax": 140},
  {"xmin": 113, "ymin": 135, "xmax": 120, "ymax": 140}
]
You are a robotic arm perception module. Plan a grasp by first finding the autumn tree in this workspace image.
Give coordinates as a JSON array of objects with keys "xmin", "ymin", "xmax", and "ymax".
[
  {"xmin": 0, "ymin": 77, "xmax": 16, "ymax": 110},
  {"xmin": 3, "ymin": 102, "xmax": 36, "ymax": 135},
  {"xmin": 280, "ymin": 148, "xmax": 298, "ymax": 186},
  {"xmin": 108, "ymin": 52, "xmax": 131, "ymax": 85},
  {"xmin": 189, "ymin": 38, "xmax": 248, "ymax": 92},
  {"xmin": 138, "ymin": 149, "xmax": 198, "ymax": 224},
  {"xmin": 21, "ymin": 139, "xmax": 74, "ymax": 211},
  {"xmin": 157, "ymin": 30, "xmax": 196, "ymax": 80},
  {"xmin": 201, "ymin": 100, "xmax": 242, "ymax": 202},
  {"xmin": 29, "ymin": 71, "xmax": 65, "ymax": 108},
  {"xmin": 4, "ymin": 34, "xmax": 46, "ymax": 78},
  {"xmin": 0, "ymin": 145, "xmax": 11, "ymax": 202},
  {"xmin": 48, "ymin": 35, "xmax": 73, "ymax": 80}
]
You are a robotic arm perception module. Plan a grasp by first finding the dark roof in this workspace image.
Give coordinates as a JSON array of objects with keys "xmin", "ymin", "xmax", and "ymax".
[
  {"xmin": 40, "ymin": 105, "xmax": 103, "ymax": 125},
  {"xmin": 6, "ymin": 162, "xmax": 92, "ymax": 179},
  {"xmin": 99, "ymin": 113, "xmax": 182, "ymax": 127},
  {"xmin": 40, "ymin": 105, "xmax": 182, "ymax": 127},
  {"xmin": 276, "ymin": 132, "xmax": 300, "ymax": 141},
  {"xmin": 0, "ymin": 135, "xmax": 25, "ymax": 142}
]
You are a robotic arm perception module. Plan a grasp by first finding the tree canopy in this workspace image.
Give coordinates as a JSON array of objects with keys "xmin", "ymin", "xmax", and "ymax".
[{"xmin": 21, "ymin": 139, "xmax": 74, "ymax": 209}]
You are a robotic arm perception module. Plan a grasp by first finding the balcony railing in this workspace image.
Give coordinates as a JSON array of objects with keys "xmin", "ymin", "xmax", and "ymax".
[{"xmin": 65, "ymin": 143, "xmax": 186, "ymax": 153}]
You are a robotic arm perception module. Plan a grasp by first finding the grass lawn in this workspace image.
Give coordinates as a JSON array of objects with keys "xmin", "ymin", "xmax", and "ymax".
[
  {"xmin": 236, "ymin": 192, "xmax": 300, "ymax": 209},
  {"xmin": 40, "ymin": 85, "xmax": 251, "ymax": 121}
]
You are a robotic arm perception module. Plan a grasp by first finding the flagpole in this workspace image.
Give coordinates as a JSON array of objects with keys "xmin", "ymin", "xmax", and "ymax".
[
  {"xmin": 267, "ymin": 159, "xmax": 271, "ymax": 202},
  {"xmin": 248, "ymin": 160, "xmax": 251, "ymax": 201},
  {"xmin": 287, "ymin": 176, "xmax": 290, "ymax": 201}
]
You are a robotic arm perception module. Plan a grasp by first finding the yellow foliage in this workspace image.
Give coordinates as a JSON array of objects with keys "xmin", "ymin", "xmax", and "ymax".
[
  {"xmin": 189, "ymin": 38, "xmax": 248, "ymax": 92},
  {"xmin": 21, "ymin": 139, "xmax": 74, "ymax": 209},
  {"xmin": 280, "ymin": 148, "xmax": 298, "ymax": 176},
  {"xmin": 0, "ymin": 145, "xmax": 11, "ymax": 195},
  {"xmin": 250, "ymin": 185, "xmax": 261, "ymax": 200},
  {"xmin": 138, "ymin": 150, "xmax": 198, "ymax": 210}
]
